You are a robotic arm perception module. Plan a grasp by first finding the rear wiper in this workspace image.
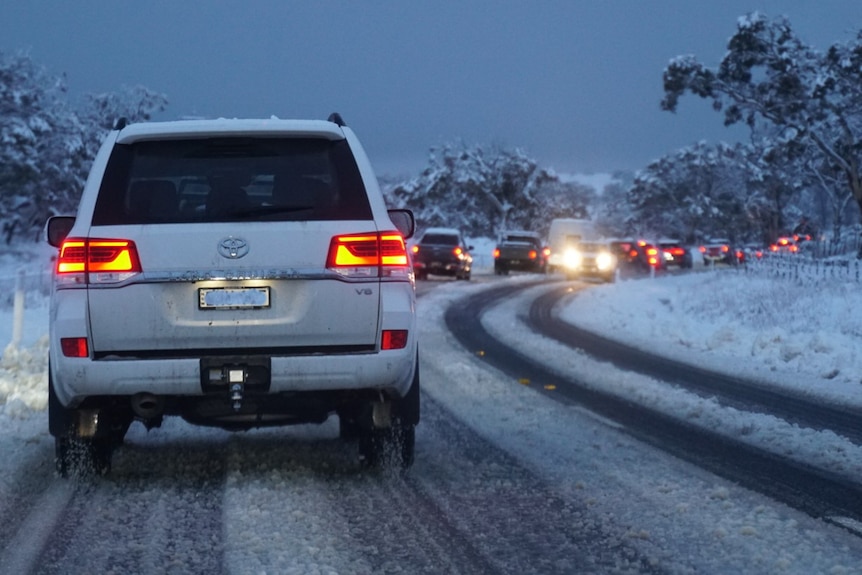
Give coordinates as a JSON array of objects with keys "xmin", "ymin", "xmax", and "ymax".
[{"xmin": 231, "ymin": 205, "xmax": 316, "ymax": 219}]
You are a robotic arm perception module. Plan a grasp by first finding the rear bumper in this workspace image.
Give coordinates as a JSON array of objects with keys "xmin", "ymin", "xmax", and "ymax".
[
  {"xmin": 413, "ymin": 260, "xmax": 466, "ymax": 275},
  {"xmin": 495, "ymin": 258, "xmax": 543, "ymax": 271},
  {"xmin": 49, "ymin": 345, "xmax": 417, "ymax": 408}
]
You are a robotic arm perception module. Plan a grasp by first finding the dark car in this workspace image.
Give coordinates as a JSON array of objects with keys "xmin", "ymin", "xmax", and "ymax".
[
  {"xmin": 493, "ymin": 230, "xmax": 546, "ymax": 275},
  {"xmin": 411, "ymin": 227, "xmax": 473, "ymax": 280},
  {"xmin": 657, "ymin": 239, "xmax": 693, "ymax": 269},
  {"xmin": 609, "ymin": 238, "xmax": 666, "ymax": 275}
]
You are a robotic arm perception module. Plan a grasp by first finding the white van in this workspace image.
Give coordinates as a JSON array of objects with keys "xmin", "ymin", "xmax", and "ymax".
[{"xmin": 546, "ymin": 218, "xmax": 598, "ymax": 271}]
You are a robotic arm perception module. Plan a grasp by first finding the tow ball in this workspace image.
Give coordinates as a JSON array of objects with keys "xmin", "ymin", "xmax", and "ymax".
[
  {"xmin": 206, "ymin": 365, "xmax": 250, "ymax": 411},
  {"xmin": 226, "ymin": 368, "xmax": 246, "ymax": 411}
]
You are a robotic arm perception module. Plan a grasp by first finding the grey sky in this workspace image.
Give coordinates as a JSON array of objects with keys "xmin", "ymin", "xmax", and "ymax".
[{"xmin": 1, "ymin": 1, "xmax": 860, "ymax": 176}]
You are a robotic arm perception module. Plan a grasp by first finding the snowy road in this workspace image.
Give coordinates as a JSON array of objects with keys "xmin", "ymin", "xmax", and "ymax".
[
  {"xmin": 2, "ymin": 380, "xmax": 654, "ymax": 574},
  {"xmin": 1, "ymin": 270, "xmax": 862, "ymax": 573}
]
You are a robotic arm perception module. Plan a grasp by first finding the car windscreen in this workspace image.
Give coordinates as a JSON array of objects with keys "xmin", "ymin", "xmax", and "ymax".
[{"xmin": 92, "ymin": 137, "xmax": 372, "ymax": 224}]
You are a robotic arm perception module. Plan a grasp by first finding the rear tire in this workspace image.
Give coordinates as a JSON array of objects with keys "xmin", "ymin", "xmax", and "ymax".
[
  {"xmin": 359, "ymin": 422, "xmax": 415, "ymax": 470},
  {"xmin": 55, "ymin": 436, "xmax": 113, "ymax": 478},
  {"xmin": 50, "ymin": 366, "xmax": 121, "ymax": 478},
  {"xmin": 358, "ymin": 358, "xmax": 419, "ymax": 470}
]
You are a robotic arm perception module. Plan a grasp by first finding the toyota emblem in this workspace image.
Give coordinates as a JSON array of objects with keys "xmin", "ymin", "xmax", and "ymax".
[{"xmin": 218, "ymin": 237, "xmax": 249, "ymax": 259}]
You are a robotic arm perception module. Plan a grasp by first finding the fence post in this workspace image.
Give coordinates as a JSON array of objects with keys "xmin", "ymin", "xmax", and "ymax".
[{"xmin": 11, "ymin": 267, "xmax": 25, "ymax": 348}]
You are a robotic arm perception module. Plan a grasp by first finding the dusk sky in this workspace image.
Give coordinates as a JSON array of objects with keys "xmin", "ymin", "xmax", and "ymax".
[{"xmin": 2, "ymin": 1, "xmax": 861, "ymax": 177}]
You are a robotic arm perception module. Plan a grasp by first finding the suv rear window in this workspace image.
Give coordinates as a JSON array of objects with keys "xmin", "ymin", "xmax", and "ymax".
[
  {"xmin": 92, "ymin": 137, "xmax": 372, "ymax": 224},
  {"xmin": 421, "ymin": 234, "xmax": 459, "ymax": 245}
]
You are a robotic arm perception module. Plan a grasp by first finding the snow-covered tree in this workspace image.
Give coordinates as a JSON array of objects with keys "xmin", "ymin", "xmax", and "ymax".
[
  {"xmin": 661, "ymin": 13, "xmax": 862, "ymax": 234},
  {"xmin": 0, "ymin": 51, "xmax": 168, "ymax": 243},
  {"xmin": 0, "ymin": 51, "xmax": 85, "ymax": 242},
  {"xmin": 626, "ymin": 142, "xmax": 750, "ymax": 242},
  {"xmin": 76, "ymin": 85, "xmax": 168, "ymax": 162},
  {"xmin": 389, "ymin": 142, "xmax": 575, "ymax": 238}
]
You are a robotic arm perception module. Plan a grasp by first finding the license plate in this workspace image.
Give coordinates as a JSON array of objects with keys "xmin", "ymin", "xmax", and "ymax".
[{"xmin": 199, "ymin": 287, "xmax": 270, "ymax": 309}]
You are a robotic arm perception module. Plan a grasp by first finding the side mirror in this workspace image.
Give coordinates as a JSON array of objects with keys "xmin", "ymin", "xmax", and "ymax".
[
  {"xmin": 387, "ymin": 209, "xmax": 415, "ymax": 240},
  {"xmin": 46, "ymin": 216, "xmax": 76, "ymax": 248}
]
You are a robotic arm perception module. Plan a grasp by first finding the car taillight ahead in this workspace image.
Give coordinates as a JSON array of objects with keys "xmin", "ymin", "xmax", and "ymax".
[
  {"xmin": 327, "ymin": 231, "xmax": 410, "ymax": 278},
  {"xmin": 56, "ymin": 238, "xmax": 142, "ymax": 284},
  {"xmin": 528, "ymin": 250, "xmax": 537, "ymax": 259},
  {"xmin": 493, "ymin": 248, "xmax": 501, "ymax": 258}
]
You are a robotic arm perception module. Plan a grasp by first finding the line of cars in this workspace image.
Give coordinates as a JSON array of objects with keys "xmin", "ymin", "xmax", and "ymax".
[
  {"xmin": 409, "ymin": 219, "xmax": 805, "ymax": 283},
  {"xmin": 410, "ymin": 221, "xmax": 694, "ymax": 283}
]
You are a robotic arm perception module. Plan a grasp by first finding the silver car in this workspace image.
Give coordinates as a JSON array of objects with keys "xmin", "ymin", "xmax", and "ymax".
[{"xmin": 46, "ymin": 114, "xmax": 419, "ymax": 476}]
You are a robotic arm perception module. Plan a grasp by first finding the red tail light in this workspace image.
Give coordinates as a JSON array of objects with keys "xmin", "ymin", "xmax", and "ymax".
[
  {"xmin": 60, "ymin": 337, "xmax": 89, "ymax": 358},
  {"xmin": 382, "ymin": 330, "xmax": 408, "ymax": 350},
  {"xmin": 528, "ymin": 250, "xmax": 537, "ymax": 259},
  {"xmin": 542, "ymin": 247, "xmax": 551, "ymax": 258},
  {"xmin": 493, "ymin": 248, "xmax": 500, "ymax": 258},
  {"xmin": 56, "ymin": 238, "xmax": 142, "ymax": 284},
  {"xmin": 327, "ymin": 231, "xmax": 409, "ymax": 278}
]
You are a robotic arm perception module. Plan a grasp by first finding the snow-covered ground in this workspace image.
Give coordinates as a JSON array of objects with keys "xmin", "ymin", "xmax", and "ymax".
[{"xmin": 2, "ymin": 241, "xmax": 862, "ymax": 573}]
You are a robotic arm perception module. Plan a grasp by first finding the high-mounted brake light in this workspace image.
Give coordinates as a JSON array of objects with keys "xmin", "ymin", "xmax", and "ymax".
[
  {"xmin": 327, "ymin": 231, "xmax": 410, "ymax": 278},
  {"xmin": 56, "ymin": 238, "xmax": 142, "ymax": 284}
]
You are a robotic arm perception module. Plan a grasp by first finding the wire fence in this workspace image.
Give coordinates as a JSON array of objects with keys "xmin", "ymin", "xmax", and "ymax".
[
  {"xmin": 0, "ymin": 266, "xmax": 52, "ymax": 309},
  {"xmin": 743, "ymin": 252, "xmax": 862, "ymax": 285}
]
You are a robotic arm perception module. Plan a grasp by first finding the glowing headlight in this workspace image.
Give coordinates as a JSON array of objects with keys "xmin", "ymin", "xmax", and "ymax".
[
  {"xmin": 596, "ymin": 252, "xmax": 615, "ymax": 271},
  {"xmin": 563, "ymin": 248, "xmax": 582, "ymax": 269}
]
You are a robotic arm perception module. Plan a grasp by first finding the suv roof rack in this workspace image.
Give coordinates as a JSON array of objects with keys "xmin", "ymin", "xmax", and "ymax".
[{"xmin": 328, "ymin": 112, "xmax": 346, "ymax": 127}]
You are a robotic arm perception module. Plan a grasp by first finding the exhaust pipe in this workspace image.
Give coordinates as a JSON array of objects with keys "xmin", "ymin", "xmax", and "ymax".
[{"xmin": 131, "ymin": 392, "xmax": 165, "ymax": 419}]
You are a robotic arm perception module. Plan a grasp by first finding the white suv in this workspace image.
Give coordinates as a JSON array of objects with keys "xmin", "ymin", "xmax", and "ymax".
[{"xmin": 46, "ymin": 114, "xmax": 419, "ymax": 476}]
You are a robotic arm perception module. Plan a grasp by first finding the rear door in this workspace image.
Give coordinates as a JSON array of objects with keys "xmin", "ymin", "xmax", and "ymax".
[
  {"xmin": 84, "ymin": 134, "xmax": 381, "ymax": 355},
  {"xmin": 86, "ymin": 221, "xmax": 380, "ymax": 354}
]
